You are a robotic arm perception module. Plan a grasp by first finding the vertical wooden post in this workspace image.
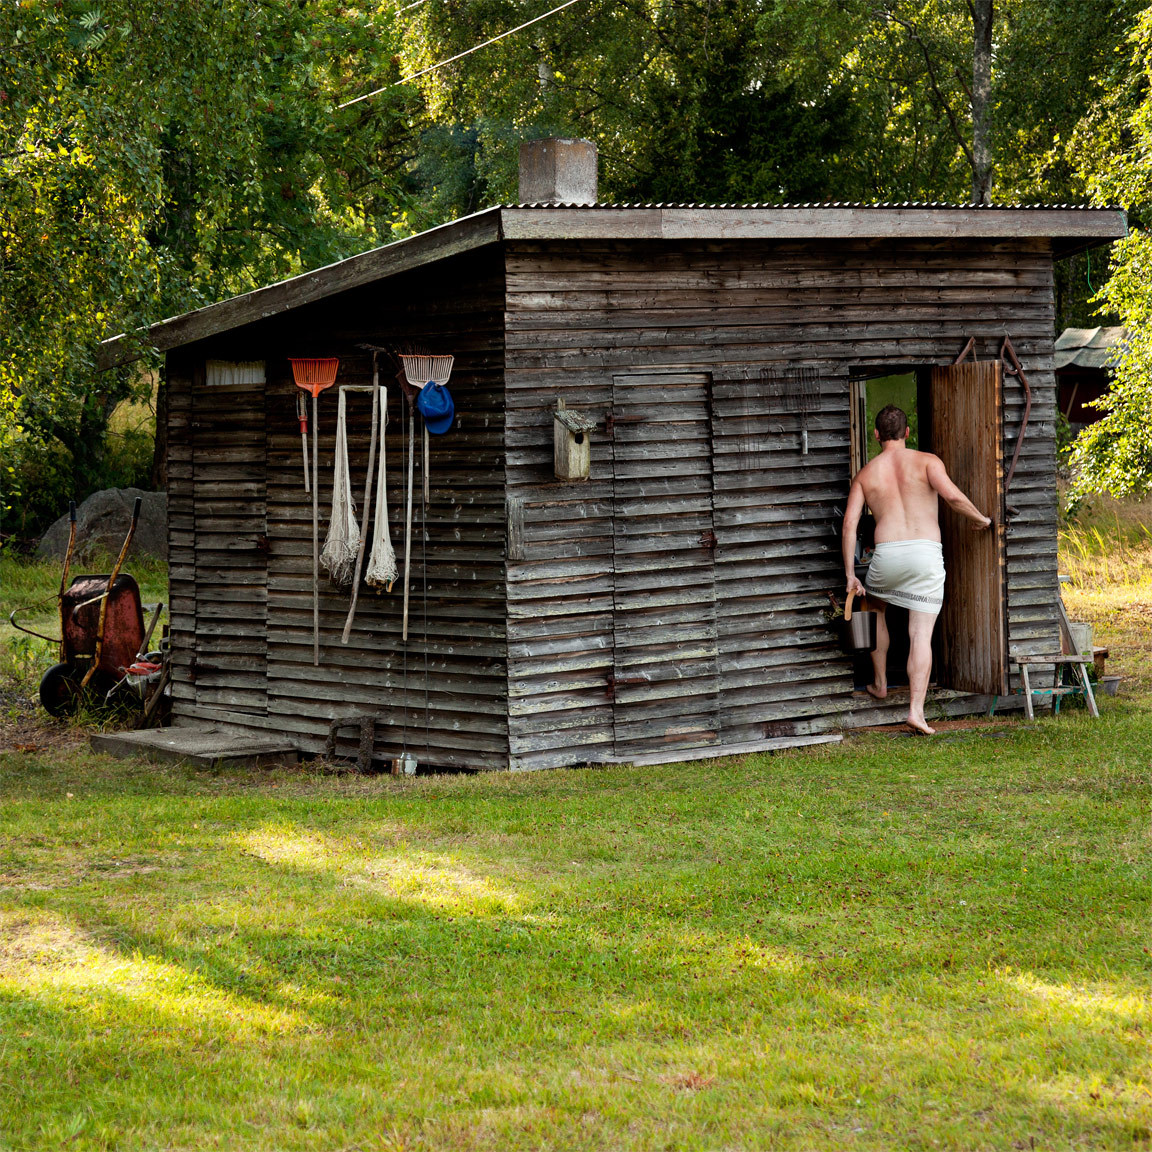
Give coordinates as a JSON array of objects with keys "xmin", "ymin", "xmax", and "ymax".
[
  {"xmin": 312, "ymin": 393, "xmax": 320, "ymax": 665},
  {"xmin": 402, "ymin": 407, "xmax": 415, "ymax": 641}
]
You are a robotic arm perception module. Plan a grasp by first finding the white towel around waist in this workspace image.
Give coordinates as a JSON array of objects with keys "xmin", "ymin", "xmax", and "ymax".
[{"xmin": 865, "ymin": 539, "xmax": 945, "ymax": 613}]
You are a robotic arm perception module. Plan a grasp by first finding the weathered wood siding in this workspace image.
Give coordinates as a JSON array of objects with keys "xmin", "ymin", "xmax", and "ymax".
[
  {"xmin": 167, "ymin": 249, "xmax": 509, "ymax": 768},
  {"xmin": 190, "ymin": 364, "xmax": 269, "ymax": 714},
  {"xmin": 168, "ymin": 232, "xmax": 1063, "ymax": 771},
  {"xmin": 504, "ymin": 238, "xmax": 1060, "ymax": 769},
  {"xmin": 166, "ymin": 352, "xmax": 197, "ymax": 720}
]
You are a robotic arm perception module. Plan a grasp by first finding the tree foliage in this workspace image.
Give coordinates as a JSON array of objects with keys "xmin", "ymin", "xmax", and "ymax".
[
  {"xmin": 1067, "ymin": 4, "xmax": 1152, "ymax": 506},
  {"xmin": 1, "ymin": 0, "xmax": 415, "ymax": 539},
  {"xmin": 2, "ymin": 0, "xmax": 1149, "ymax": 541},
  {"xmin": 391, "ymin": 0, "xmax": 1136, "ymax": 211}
]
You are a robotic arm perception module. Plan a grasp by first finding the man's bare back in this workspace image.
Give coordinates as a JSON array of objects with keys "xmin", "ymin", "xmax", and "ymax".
[
  {"xmin": 852, "ymin": 445, "xmax": 944, "ymax": 543},
  {"xmin": 845, "ymin": 440, "xmax": 991, "ymax": 554}
]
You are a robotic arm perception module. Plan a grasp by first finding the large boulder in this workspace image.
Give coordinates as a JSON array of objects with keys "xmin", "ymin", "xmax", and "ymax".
[{"xmin": 36, "ymin": 488, "xmax": 167, "ymax": 562}]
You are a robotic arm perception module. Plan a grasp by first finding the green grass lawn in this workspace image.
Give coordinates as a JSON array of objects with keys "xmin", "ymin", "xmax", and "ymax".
[{"xmin": 2, "ymin": 705, "xmax": 1150, "ymax": 1151}]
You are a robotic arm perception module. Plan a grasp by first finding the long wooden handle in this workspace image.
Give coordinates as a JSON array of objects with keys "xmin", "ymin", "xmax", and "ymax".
[
  {"xmin": 312, "ymin": 394, "xmax": 320, "ymax": 666},
  {"xmin": 402, "ymin": 410, "xmax": 414, "ymax": 641},
  {"xmin": 423, "ymin": 423, "xmax": 430, "ymax": 507},
  {"xmin": 297, "ymin": 391, "xmax": 310, "ymax": 493}
]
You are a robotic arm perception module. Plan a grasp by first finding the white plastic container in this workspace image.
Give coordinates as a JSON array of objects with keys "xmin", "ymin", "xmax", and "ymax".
[{"xmin": 1068, "ymin": 621, "xmax": 1094, "ymax": 655}]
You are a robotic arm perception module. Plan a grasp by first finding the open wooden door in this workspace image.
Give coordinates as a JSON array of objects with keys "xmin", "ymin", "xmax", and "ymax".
[{"xmin": 930, "ymin": 361, "xmax": 1008, "ymax": 695}]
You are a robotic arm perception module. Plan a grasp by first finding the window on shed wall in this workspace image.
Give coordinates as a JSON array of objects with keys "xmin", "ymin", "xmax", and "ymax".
[{"xmin": 205, "ymin": 360, "xmax": 265, "ymax": 386}]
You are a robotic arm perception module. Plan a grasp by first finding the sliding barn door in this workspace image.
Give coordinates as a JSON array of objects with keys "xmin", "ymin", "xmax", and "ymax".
[
  {"xmin": 930, "ymin": 361, "xmax": 1008, "ymax": 695},
  {"xmin": 610, "ymin": 373, "xmax": 720, "ymax": 759}
]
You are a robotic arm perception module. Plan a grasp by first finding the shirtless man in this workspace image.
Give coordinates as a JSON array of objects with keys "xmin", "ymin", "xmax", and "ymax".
[{"xmin": 842, "ymin": 404, "xmax": 993, "ymax": 735}]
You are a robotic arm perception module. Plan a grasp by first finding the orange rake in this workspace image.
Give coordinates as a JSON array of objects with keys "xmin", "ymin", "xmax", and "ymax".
[{"xmin": 290, "ymin": 358, "xmax": 340, "ymax": 665}]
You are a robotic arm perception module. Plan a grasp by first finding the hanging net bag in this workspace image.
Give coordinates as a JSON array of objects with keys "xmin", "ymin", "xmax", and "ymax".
[
  {"xmin": 321, "ymin": 388, "xmax": 360, "ymax": 585},
  {"xmin": 365, "ymin": 388, "xmax": 398, "ymax": 590}
]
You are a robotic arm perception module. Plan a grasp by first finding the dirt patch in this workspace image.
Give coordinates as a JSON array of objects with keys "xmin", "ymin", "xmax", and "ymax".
[{"xmin": 0, "ymin": 687, "xmax": 86, "ymax": 755}]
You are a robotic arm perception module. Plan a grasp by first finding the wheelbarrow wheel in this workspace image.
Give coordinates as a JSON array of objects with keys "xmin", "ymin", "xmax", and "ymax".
[
  {"xmin": 40, "ymin": 663, "xmax": 123, "ymax": 719},
  {"xmin": 39, "ymin": 663, "xmax": 83, "ymax": 717}
]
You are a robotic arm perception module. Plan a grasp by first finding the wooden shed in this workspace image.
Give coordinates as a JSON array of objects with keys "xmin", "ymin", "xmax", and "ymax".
[{"xmin": 104, "ymin": 197, "xmax": 1125, "ymax": 770}]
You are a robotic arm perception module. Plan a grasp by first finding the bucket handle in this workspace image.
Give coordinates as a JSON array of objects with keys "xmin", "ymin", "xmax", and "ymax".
[{"xmin": 844, "ymin": 590, "xmax": 869, "ymax": 620}]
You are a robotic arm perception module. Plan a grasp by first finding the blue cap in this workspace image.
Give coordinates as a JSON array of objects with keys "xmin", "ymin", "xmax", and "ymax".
[{"xmin": 416, "ymin": 381, "xmax": 454, "ymax": 435}]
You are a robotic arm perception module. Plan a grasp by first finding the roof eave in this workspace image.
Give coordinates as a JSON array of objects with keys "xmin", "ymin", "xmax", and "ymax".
[
  {"xmin": 96, "ymin": 207, "xmax": 504, "ymax": 370},
  {"xmin": 96, "ymin": 204, "xmax": 1127, "ymax": 369}
]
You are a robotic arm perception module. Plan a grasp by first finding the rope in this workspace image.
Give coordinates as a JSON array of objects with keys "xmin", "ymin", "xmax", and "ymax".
[
  {"xmin": 365, "ymin": 386, "xmax": 399, "ymax": 588},
  {"xmin": 320, "ymin": 388, "xmax": 360, "ymax": 585}
]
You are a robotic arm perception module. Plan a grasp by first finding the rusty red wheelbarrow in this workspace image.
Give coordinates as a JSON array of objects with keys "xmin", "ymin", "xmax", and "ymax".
[{"xmin": 10, "ymin": 498, "xmax": 166, "ymax": 719}]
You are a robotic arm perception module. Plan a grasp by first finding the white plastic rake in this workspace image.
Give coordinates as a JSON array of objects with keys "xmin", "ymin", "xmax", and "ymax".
[
  {"xmin": 397, "ymin": 354, "xmax": 454, "ymax": 389},
  {"xmin": 396, "ymin": 354, "xmax": 455, "ymax": 641}
]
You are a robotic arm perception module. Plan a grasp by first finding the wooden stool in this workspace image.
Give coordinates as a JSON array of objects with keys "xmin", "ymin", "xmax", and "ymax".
[{"xmin": 1007, "ymin": 652, "xmax": 1100, "ymax": 720}]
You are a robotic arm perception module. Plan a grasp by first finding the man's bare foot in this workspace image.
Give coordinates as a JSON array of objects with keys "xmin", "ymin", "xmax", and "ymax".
[
  {"xmin": 866, "ymin": 683, "xmax": 888, "ymax": 700},
  {"xmin": 906, "ymin": 715, "xmax": 936, "ymax": 736}
]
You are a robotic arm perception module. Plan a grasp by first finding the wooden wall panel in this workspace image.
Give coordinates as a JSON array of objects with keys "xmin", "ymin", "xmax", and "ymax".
[
  {"xmin": 166, "ymin": 353, "xmax": 197, "ymax": 715},
  {"xmin": 610, "ymin": 373, "xmax": 720, "ymax": 757},
  {"xmin": 190, "ymin": 370, "xmax": 269, "ymax": 715},
  {"xmin": 504, "ymin": 238, "xmax": 1060, "ymax": 768},
  {"xmin": 166, "ymin": 249, "xmax": 509, "ymax": 769}
]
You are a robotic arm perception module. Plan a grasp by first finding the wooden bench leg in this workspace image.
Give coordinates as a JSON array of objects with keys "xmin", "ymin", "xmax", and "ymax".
[
  {"xmin": 1077, "ymin": 661, "xmax": 1100, "ymax": 718},
  {"xmin": 1020, "ymin": 664, "xmax": 1035, "ymax": 720}
]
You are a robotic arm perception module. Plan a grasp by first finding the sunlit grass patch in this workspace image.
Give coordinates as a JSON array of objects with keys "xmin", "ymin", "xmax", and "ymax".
[
  {"xmin": 237, "ymin": 823, "xmax": 525, "ymax": 916},
  {"xmin": 1059, "ymin": 494, "xmax": 1152, "ymax": 694},
  {"xmin": 0, "ymin": 908, "xmax": 307, "ymax": 1038}
]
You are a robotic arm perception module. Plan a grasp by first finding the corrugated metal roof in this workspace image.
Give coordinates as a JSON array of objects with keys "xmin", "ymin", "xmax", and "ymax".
[
  {"xmin": 1054, "ymin": 325, "xmax": 1129, "ymax": 371},
  {"xmin": 509, "ymin": 201, "xmax": 1116, "ymax": 211}
]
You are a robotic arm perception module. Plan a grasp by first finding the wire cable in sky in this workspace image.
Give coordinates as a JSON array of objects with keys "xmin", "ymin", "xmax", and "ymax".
[{"xmin": 336, "ymin": 0, "xmax": 586, "ymax": 110}]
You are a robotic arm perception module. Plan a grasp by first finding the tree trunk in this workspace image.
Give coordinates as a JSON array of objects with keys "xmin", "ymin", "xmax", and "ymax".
[
  {"xmin": 970, "ymin": 0, "xmax": 994, "ymax": 205},
  {"xmin": 150, "ymin": 367, "xmax": 168, "ymax": 489}
]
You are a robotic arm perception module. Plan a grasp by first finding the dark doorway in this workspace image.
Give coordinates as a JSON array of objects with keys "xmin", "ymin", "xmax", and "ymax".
[{"xmin": 848, "ymin": 370, "xmax": 931, "ymax": 690}]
